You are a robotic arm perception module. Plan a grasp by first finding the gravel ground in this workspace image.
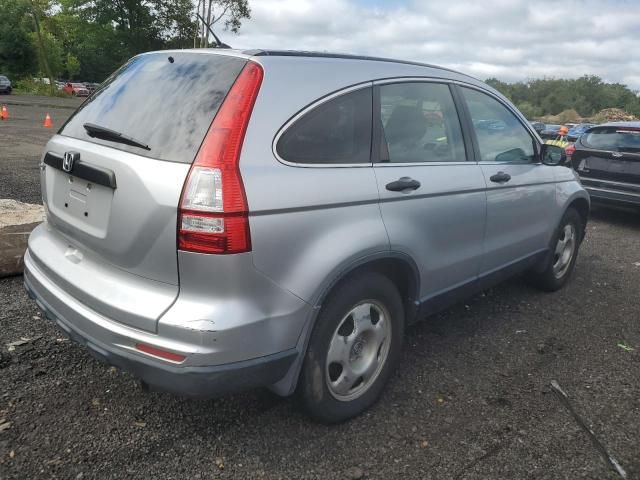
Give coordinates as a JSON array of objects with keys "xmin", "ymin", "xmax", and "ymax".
[
  {"xmin": 0, "ymin": 95, "xmax": 83, "ymax": 204},
  {"xmin": 1, "ymin": 96, "xmax": 639, "ymax": 480}
]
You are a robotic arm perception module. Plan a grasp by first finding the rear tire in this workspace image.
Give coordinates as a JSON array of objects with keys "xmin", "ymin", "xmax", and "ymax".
[
  {"xmin": 527, "ymin": 208, "xmax": 583, "ymax": 292},
  {"xmin": 296, "ymin": 272, "xmax": 404, "ymax": 423}
]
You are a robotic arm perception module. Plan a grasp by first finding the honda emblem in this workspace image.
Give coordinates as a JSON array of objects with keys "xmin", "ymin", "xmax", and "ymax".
[{"xmin": 62, "ymin": 151, "xmax": 79, "ymax": 172}]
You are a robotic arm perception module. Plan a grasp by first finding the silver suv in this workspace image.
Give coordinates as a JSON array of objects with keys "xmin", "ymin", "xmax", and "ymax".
[{"xmin": 25, "ymin": 50, "xmax": 589, "ymax": 423}]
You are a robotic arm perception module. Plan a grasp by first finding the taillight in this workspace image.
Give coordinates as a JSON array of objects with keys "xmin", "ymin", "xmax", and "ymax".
[
  {"xmin": 565, "ymin": 143, "xmax": 576, "ymax": 158},
  {"xmin": 178, "ymin": 61, "xmax": 263, "ymax": 254}
]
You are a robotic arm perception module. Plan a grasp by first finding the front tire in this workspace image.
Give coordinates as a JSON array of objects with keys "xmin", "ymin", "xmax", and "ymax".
[
  {"xmin": 297, "ymin": 272, "xmax": 404, "ymax": 423},
  {"xmin": 528, "ymin": 208, "xmax": 583, "ymax": 291}
]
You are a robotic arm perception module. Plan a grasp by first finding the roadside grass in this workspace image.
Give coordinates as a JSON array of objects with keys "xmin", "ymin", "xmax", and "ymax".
[{"xmin": 12, "ymin": 78, "xmax": 71, "ymax": 98}]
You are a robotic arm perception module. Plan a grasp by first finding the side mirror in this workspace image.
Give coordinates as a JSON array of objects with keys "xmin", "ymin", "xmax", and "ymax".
[{"xmin": 541, "ymin": 143, "xmax": 567, "ymax": 166}]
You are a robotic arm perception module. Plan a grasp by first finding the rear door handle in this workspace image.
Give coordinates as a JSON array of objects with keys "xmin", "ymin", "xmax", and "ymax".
[
  {"xmin": 385, "ymin": 177, "xmax": 421, "ymax": 192},
  {"xmin": 489, "ymin": 171, "xmax": 511, "ymax": 183}
]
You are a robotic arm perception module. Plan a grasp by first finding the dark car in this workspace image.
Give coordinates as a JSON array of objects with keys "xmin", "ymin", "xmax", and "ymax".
[
  {"xmin": 0, "ymin": 75, "xmax": 12, "ymax": 94},
  {"xmin": 529, "ymin": 121, "xmax": 545, "ymax": 135},
  {"xmin": 570, "ymin": 122, "xmax": 640, "ymax": 207},
  {"xmin": 567, "ymin": 123, "xmax": 596, "ymax": 142},
  {"xmin": 540, "ymin": 124, "xmax": 562, "ymax": 139}
]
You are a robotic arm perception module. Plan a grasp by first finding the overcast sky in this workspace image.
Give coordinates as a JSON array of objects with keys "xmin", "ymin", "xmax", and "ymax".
[{"xmin": 228, "ymin": 0, "xmax": 640, "ymax": 90}]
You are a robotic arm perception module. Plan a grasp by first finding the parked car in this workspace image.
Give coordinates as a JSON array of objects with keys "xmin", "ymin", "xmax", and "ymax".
[
  {"xmin": 529, "ymin": 121, "xmax": 545, "ymax": 135},
  {"xmin": 540, "ymin": 124, "xmax": 562, "ymax": 139},
  {"xmin": 24, "ymin": 49, "xmax": 589, "ymax": 423},
  {"xmin": 83, "ymin": 82, "xmax": 100, "ymax": 94},
  {"xmin": 570, "ymin": 122, "xmax": 640, "ymax": 207},
  {"xmin": 63, "ymin": 82, "xmax": 90, "ymax": 97},
  {"xmin": 0, "ymin": 75, "xmax": 12, "ymax": 94},
  {"xmin": 55, "ymin": 81, "xmax": 65, "ymax": 90},
  {"xmin": 567, "ymin": 123, "xmax": 596, "ymax": 142}
]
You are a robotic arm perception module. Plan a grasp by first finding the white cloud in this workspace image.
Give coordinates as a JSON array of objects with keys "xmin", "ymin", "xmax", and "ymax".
[{"xmin": 224, "ymin": 0, "xmax": 640, "ymax": 89}]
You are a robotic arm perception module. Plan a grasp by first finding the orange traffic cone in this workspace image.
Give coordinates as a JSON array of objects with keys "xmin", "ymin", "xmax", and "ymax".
[
  {"xmin": 0, "ymin": 105, "xmax": 7, "ymax": 120},
  {"xmin": 43, "ymin": 113, "xmax": 53, "ymax": 128}
]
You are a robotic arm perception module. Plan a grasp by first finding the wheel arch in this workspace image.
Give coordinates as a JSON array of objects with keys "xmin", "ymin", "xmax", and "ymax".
[
  {"xmin": 312, "ymin": 251, "xmax": 421, "ymax": 323},
  {"xmin": 268, "ymin": 251, "xmax": 421, "ymax": 397},
  {"xmin": 567, "ymin": 196, "xmax": 589, "ymax": 240}
]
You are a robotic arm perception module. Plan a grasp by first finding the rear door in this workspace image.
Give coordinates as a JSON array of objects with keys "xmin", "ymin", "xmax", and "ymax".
[
  {"xmin": 36, "ymin": 52, "xmax": 247, "ymax": 331},
  {"xmin": 372, "ymin": 80, "xmax": 487, "ymax": 303},
  {"xmin": 457, "ymin": 86, "xmax": 556, "ymax": 277},
  {"xmin": 572, "ymin": 125, "xmax": 640, "ymax": 188}
]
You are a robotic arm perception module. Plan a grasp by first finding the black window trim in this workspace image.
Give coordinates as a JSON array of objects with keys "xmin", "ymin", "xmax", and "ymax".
[
  {"xmin": 271, "ymin": 77, "xmax": 544, "ymax": 168},
  {"xmin": 452, "ymin": 83, "xmax": 543, "ymax": 165},
  {"xmin": 372, "ymin": 78, "xmax": 474, "ymax": 167},
  {"xmin": 272, "ymin": 81, "xmax": 375, "ymax": 168}
]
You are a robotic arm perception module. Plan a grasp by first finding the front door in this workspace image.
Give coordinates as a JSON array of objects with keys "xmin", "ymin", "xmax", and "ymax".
[
  {"xmin": 457, "ymin": 86, "xmax": 557, "ymax": 277},
  {"xmin": 373, "ymin": 81, "xmax": 487, "ymax": 303}
]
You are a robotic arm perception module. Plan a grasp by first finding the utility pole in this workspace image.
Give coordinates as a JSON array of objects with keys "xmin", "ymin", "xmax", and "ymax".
[
  {"xmin": 30, "ymin": 0, "xmax": 55, "ymax": 95},
  {"xmin": 194, "ymin": 0, "xmax": 201, "ymax": 48}
]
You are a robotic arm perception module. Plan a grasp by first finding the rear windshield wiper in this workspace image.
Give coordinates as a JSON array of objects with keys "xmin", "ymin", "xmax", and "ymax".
[{"xmin": 83, "ymin": 123, "xmax": 151, "ymax": 151}]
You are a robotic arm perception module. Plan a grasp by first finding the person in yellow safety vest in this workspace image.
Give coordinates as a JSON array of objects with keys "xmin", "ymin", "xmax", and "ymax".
[{"xmin": 545, "ymin": 125, "xmax": 570, "ymax": 148}]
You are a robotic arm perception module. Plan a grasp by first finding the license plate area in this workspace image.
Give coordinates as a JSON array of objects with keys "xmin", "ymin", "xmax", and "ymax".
[{"xmin": 47, "ymin": 168, "xmax": 113, "ymax": 238}]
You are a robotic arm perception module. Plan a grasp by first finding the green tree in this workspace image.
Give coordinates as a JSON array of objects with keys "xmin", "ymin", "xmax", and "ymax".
[
  {"xmin": 29, "ymin": 29, "xmax": 64, "ymax": 78},
  {"xmin": 488, "ymin": 75, "xmax": 640, "ymax": 119},
  {"xmin": 0, "ymin": 0, "xmax": 37, "ymax": 77},
  {"xmin": 195, "ymin": 0, "xmax": 250, "ymax": 47},
  {"xmin": 515, "ymin": 101, "xmax": 541, "ymax": 119},
  {"xmin": 1, "ymin": 0, "xmax": 253, "ymax": 87},
  {"xmin": 65, "ymin": 51, "xmax": 79, "ymax": 78}
]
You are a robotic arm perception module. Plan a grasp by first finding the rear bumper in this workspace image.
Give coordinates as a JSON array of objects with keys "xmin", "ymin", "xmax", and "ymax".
[
  {"xmin": 24, "ymin": 251, "xmax": 301, "ymax": 398},
  {"xmin": 582, "ymin": 182, "xmax": 640, "ymax": 207}
]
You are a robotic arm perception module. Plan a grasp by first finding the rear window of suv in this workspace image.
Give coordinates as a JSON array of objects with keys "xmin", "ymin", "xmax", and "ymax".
[
  {"xmin": 59, "ymin": 52, "xmax": 246, "ymax": 163},
  {"xmin": 583, "ymin": 126, "xmax": 640, "ymax": 153}
]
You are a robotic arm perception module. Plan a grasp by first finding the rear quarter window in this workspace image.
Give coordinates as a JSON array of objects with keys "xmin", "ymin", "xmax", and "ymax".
[
  {"xmin": 59, "ymin": 52, "xmax": 246, "ymax": 163},
  {"xmin": 276, "ymin": 87, "xmax": 373, "ymax": 165}
]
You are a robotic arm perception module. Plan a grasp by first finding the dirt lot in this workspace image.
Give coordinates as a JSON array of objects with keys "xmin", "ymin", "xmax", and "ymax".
[
  {"xmin": 1, "ymin": 95, "xmax": 639, "ymax": 480},
  {"xmin": 0, "ymin": 95, "xmax": 84, "ymax": 204}
]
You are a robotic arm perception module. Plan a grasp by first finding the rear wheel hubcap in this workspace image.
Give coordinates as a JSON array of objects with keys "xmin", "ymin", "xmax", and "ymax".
[{"xmin": 325, "ymin": 301, "xmax": 391, "ymax": 402}]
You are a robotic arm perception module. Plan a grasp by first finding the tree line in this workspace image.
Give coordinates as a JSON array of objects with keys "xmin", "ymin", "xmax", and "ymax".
[
  {"xmin": 486, "ymin": 76, "xmax": 640, "ymax": 119},
  {"xmin": 2, "ymin": 0, "xmax": 639, "ymax": 116},
  {"xmin": 0, "ymin": 0, "xmax": 249, "ymax": 85}
]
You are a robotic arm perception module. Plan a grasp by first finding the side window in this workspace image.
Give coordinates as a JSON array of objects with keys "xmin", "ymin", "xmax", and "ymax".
[
  {"xmin": 379, "ymin": 82, "xmax": 466, "ymax": 163},
  {"xmin": 276, "ymin": 87, "xmax": 372, "ymax": 164},
  {"xmin": 461, "ymin": 87, "xmax": 535, "ymax": 163}
]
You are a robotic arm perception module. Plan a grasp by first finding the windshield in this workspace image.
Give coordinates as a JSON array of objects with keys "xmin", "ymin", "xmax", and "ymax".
[{"xmin": 59, "ymin": 52, "xmax": 246, "ymax": 163}]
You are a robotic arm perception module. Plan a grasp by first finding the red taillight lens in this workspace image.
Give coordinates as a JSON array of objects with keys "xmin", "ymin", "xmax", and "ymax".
[
  {"xmin": 565, "ymin": 144, "xmax": 576, "ymax": 157},
  {"xmin": 135, "ymin": 343, "xmax": 186, "ymax": 363},
  {"xmin": 178, "ymin": 61, "xmax": 263, "ymax": 254}
]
